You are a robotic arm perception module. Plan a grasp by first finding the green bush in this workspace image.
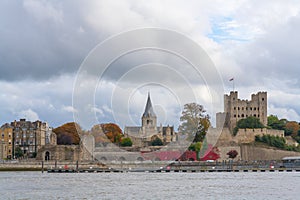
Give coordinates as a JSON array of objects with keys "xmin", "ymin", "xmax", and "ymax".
[
  {"xmin": 255, "ymin": 134, "xmax": 300, "ymax": 152},
  {"xmin": 120, "ymin": 137, "xmax": 133, "ymax": 147},
  {"xmin": 151, "ymin": 137, "xmax": 163, "ymax": 146}
]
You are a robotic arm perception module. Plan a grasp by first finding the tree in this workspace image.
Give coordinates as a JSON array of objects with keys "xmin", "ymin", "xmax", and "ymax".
[
  {"xmin": 101, "ymin": 123, "xmax": 123, "ymax": 144},
  {"xmin": 234, "ymin": 116, "xmax": 264, "ymax": 135},
  {"xmin": 15, "ymin": 147, "xmax": 23, "ymax": 158},
  {"xmin": 285, "ymin": 121, "xmax": 299, "ymax": 137},
  {"xmin": 53, "ymin": 122, "xmax": 81, "ymax": 145},
  {"xmin": 120, "ymin": 137, "xmax": 133, "ymax": 147},
  {"xmin": 151, "ymin": 137, "xmax": 163, "ymax": 146},
  {"xmin": 227, "ymin": 150, "xmax": 238, "ymax": 159},
  {"xmin": 178, "ymin": 103, "xmax": 210, "ymax": 142},
  {"xmin": 268, "ymin": 115, "xmax": 286, "ymax": 130}
]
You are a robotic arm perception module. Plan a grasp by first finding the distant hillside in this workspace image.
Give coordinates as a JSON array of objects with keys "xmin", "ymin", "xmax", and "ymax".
[{"xmin": 53, "ymin": 122, "xmax": 81, "ymax": 145}]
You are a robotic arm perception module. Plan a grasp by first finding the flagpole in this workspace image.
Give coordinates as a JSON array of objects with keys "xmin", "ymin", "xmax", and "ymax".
[{"xmin": 229, "ymin": 77, "xmax": 234, "ymax": 92}]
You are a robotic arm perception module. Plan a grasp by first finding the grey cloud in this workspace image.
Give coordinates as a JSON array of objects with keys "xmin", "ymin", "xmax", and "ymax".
[{"xmin": 0, "ymin": 1, "xmax": 98, "ymax": 81}]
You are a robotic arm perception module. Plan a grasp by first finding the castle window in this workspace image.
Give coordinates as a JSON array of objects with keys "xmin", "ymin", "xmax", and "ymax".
[
  {"xmin": 250, "ymin": 107, "xmax": 252, "ymax": 110},
  {"xmin": 241, "ymin": 114, "xmax": 244, "ymax": 117},
  {"xmin": 246, "ymin": 115, "xmax": 248, "ymax": 117},
  {"xmin": 254, "ymin": 107, "xmax": 256, "ymax": 111},
  {"xmin": 242, "ymin": 107, "xmax": 244, "ymax": 110},
  {"xmin": 238, "ymin": 115, "xmax": 240, "ymax": 118},
  {"xmin": 246, "ymin": 107, "xmax": 248, "ymax": 110},
  {"xmin": 258, "ymin": 108, "xmax": 260, "ymax": 111},
  {"xmin": 234, "ymin": 107, "xmax": 236, "ymax": 110},
  {"xmin": 234, "ymin": 114, "xmax": 236, "ymax": 118},
  {"xmin": 262, "ymin": 98, "xmax": 264, "ymax": 101},
  {"xmin": 238, "ymin": 107, "xmax": 240, "ymax": 110},
  {"xmin": 254, "ymin": 114, "xmax": 256, "ymax": 117},
  {"xmin": 258, "ymin": 114, "xmax": 260, "ymax": 117}
]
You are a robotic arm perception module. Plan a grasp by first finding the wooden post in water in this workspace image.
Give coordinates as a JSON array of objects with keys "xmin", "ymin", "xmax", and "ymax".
[
  {"xmin": 76, "ymin": 160, "xmax": 79, "ymax": 172},
  {"xmin": 42, "ymin": 161, "xmax": 44, "ymax": 173}
]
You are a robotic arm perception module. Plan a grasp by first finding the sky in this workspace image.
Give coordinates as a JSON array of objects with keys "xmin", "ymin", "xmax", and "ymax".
[{"xmin": 1, "ymin": 0, "xmax": 300, "ymax": 130}]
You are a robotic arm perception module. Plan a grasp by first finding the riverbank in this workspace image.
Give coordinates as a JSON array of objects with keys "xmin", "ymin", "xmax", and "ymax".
[{"xmin": 1, "ymin": 160, "xmax": 300, "ymax": 173}]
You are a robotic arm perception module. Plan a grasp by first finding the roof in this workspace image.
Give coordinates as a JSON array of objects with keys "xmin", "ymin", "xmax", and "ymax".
[{"xmin": 142, "ymin": 93, "xmax": 156, "ymax": 118}]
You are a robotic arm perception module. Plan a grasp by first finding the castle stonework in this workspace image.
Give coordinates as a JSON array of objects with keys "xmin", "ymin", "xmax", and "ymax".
[{"xmin": 217, "ymin": 91, "xmax": 267, "ymax": 131}]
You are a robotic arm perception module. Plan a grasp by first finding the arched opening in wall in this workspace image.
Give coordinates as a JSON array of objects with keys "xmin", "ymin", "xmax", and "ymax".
[
  {"xmin": 155, "ymin": 157, "xmax": 161, "ymax": 161},
  {"xmin": 241, "ymin": 114, "xmax": 244, "ymax": 118},
  {"xmin": 100, "ymin": 157, "xmax": 107, "ymax": 161},
  {"xmin": 137, "ymin": 157, "xmax": 144, "ymax": 161},
  {"xmin": 45, "ymin": 151, "xmax": 50, "ymax": 161},
  {"xmin": 119, "ymin": 157, "xmax": 126, "ymax": 161}
]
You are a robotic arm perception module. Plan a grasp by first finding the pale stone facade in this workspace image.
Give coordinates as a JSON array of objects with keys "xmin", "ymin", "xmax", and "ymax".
[
  {"xmin": 124, "ymin": 93, "xmax": 177, "ymax": 147},
  {"xmin": 217, "ymin": 91, "xmax": 267, "ymax": 131}
]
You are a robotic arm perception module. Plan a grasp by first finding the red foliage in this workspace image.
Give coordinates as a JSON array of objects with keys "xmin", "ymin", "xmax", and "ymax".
[{"xmin": 227, "ymin": 149, "xmax": 238, "ymax": 159}]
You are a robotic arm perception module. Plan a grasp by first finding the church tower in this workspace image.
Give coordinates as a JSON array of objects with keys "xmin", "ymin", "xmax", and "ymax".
[{"xmin": 141, "ymin": 92, "xmax": 157, "ymax": 129}]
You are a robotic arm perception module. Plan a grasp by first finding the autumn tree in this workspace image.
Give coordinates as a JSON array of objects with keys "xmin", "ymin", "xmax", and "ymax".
[
  {"xmin": 101, "ymin": 123, "xmax": 123, "ymax": 144},
  {"xmin": 53, "ymin": 122, "xmax": 81, "ymax": 145},
  {"xmin": 285, "ymin": 121, "xmax": 299, "ymax": 137},
  {"xmin": 178, "ymin": 103, "xmax": 210, "ymax": 142}
]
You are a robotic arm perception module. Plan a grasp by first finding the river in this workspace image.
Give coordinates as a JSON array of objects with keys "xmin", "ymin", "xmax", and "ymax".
[{"xmin": 0, "ymin": 171, "xmax": 299, "ymax": 199}]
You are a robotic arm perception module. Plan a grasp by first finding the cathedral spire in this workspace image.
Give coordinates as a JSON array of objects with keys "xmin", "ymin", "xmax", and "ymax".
[{"xmin": 142, "ymin": 92, "xmax": 156, "ymax": 117}]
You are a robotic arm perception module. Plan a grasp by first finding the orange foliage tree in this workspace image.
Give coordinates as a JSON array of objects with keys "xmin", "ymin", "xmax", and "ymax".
[
  {"xmin": 101, "ymin": 123, "xmax": 123, "ymax": 144},
  {"xmin": 53, "ymin": 122, "xmax": 81, "ymax": 145},
  {"xmin": 285, "ymin": 121, "xmax": 300, "ymax": 137}
]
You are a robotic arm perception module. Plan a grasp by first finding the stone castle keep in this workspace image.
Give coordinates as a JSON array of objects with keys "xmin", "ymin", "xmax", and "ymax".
[
  {"xmin": 216, "ymin": 91, "xmax": 267, "ymax": 131},
  {"xmin": 209, "ymin": 91, "xmax": 293, "ymax": 161}
]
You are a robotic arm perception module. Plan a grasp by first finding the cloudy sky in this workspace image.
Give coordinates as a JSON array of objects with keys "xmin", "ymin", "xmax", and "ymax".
[{"xmin": 1, "ymin": 0, "xmax": 300, "ymax": 130}]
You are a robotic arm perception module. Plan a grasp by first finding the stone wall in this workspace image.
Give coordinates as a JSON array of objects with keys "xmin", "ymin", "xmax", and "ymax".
[
  {"xmin": 240, "ymin": 144, "xmax": 300, "ymax": 161},
  {"xmin": 213, "ymin": 127, "xmax": 284, "ymax": 146},
  {"xmin": 36, "ymin": 145, "xmax": 85, "ymax": 161}
]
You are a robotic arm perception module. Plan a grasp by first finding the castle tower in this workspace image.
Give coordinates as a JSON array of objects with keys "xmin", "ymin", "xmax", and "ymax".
[
  {"xmin": 141, "ymin": 92, "xmax": 157, "ymax": 129},
  {"xmin": 219, "ymin": 91, "xmax": 267, "ymax": 131}
]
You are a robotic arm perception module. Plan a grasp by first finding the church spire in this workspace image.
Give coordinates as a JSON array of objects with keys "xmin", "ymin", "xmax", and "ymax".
[{"xmin": 142, "ymin": 92, "xmax": 156, "ymax": 117}]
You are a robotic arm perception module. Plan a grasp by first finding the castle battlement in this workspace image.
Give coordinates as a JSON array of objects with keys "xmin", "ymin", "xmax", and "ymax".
[{"xmin": 218, "ymin": 91, "xmax": 267, "ymax": 131}]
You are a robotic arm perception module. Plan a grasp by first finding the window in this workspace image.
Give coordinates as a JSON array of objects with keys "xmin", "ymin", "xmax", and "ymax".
[
  {"xmin": 254, "ymin": 107, "xmax": 256, "ymax": 111},
  {"xmin": 262, "ymin": 98, "xmax": 264, "ymax": 101},
  {"xmin": 242, "ymin": 107, "xmax": 244, "ymax": 110},
  {"xmin": 254, "ymin": 114, "xmax": 256, "ymax": 117},
  {"xmin": 238, "ymin": 107, "xmax": 240, "ymax": 110},
  {"xmin": 1, "ymin": 134, "xmax": 4, "ymax": 138},
  {"xmin": 234, "ymin": 107, "xmax": 236, "ymax": 110},
  {"xmin": 234, "ymin": 114, "xmax": 236, "ymax": 118},
  {"xmin": 241, "ymin": 114, "xmax": 244, "ymax": 117}
]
